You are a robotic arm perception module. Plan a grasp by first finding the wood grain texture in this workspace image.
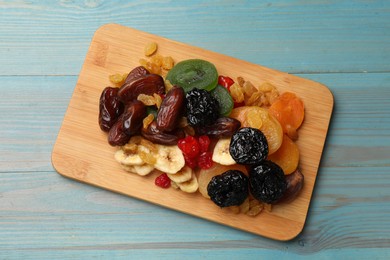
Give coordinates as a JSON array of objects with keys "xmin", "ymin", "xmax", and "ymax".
[
  {"xmin": 1, "ymin": 0, "xmax": 390, "ymax": 259},
  {"xmin": 51, "ymin": 24, "xmax": 333, "ymax": 241}
]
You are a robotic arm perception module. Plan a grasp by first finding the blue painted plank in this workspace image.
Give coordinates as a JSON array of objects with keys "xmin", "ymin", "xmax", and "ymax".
[{"xmin": 0, "ymin": 1, "xmax": 389, "ymax": 75}]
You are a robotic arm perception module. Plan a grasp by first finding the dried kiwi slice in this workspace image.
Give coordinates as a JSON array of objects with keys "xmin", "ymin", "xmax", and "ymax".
[
  {"xmin": 210, "ymin": 84, "xmax": 234, "ymax": 116},
  {"xmin": 166, "ymin": 59, "xmax": 218, "ymax": 93}
]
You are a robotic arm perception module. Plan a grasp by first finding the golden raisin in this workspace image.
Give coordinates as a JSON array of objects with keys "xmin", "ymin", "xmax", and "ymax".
[
  {"xmin": 151, "ymin": 54, "xmax": 163, "ymax": 67},
  {"xmin": 138, "ymin": 94, "xmax": 156, "ymax": 106},
  {"xmin": 109, "ymin": 73, "xmax": 126, "ymax": 86},
  {"xmin": 153, "ymin": 93, "xmax": 162, "ymax": 109},
  {"xmin": 239, "ymin": 197, "xmax": 250, "ymax": 214},
  {"xmin": 140, "ymin": 138, "xmax": 158, "ymax": 153},
  {"xmin": 237, "ymin": 76, "xmax": 245, "ymax": 87},
  {"xmin": 162, "ymin": 56, "xmax": 174, "ymax": 70},
  {"xmin": 144, "ymin": 42, "xmax": 158, "ymax": 56},
  {"xmin": 139, "ymin": 150, "xmax": 156, "ymax": 165},
  {"xmin": 246, "ymin": 198, "xmax": 264, "ymax": 217},
  {"xmin": 230, "ymin": 83, "xmax": 245, "ymax": 103},
  {"xmin": 122, "ymin": 143, "xmax": 138, "ymax": 154},
  {"xmin": 142, "ymin": 114, "xmax": 154, "ymax": 129},
  {"xmin": 145, "ymin": 61, "xmax": 162, "ymax": 75},
  {"xmin": 243, "ymin": 81, "xmax": 257, "ymax": 98}
]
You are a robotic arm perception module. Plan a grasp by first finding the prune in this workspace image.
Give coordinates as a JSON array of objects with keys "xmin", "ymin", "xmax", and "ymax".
[
  {"xmin": 194, "ymin": 117, "xmax": 241, "ymax": 138},
  {"xmin": 98, "ymin": 87, "xmax": 124, "ymax": 131},
  {"xmin": 107, "ymin": 115, "xmax": 130, "ymax": 146},
  {"xmin": 123, "ymin": 66, "xmax": 149, "ymax": 85},
  {"xmin": 122, "ymin": 100, "xmax": 147, "ymax": 135},
  {"xmin": 249, "ymin": 160, "xmax": 287, "ymax": 204},
  {"xmin": 185, "ymin": 88, "xmax": 220, "ymax": 127},
  {"xmin": 117, "ymin": 74, "xmax": 165, "ymax": 103},
  {"xmin": 207, "ymin": 170, "xmax": 249, "ymax": 207},
  {"xmin": 229, "ymin": 127, "xmax": 268, "ymax": 165},
  {"xmin": 157, "ymin": 86, "xmax": 185, "ymax": 132},
  {"xmin": 141, "ymin": 120, "xmax": 185, "ymax": 145}
]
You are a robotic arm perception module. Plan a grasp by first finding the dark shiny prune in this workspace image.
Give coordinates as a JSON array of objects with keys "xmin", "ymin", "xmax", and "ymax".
[
  {"xmin": 118, "ymin": 74, "xmax": 165, "ymax": 103},
  {"xmin": 141, "ymin": 120, "xmax": 185, "ymax": 145},
  {"xmin": 122, "ymin": 100, "xmax": 147, "ymax": 136},
  {"xmin": 157, "ymin": 86, "xmax": 185, "ymax": 132},
  {"xmin": 99, "ymin": 87, "xmax": 124, "ymax": 131},
  {"xmin": 207, "ymin": 170, "xmax": 249, "ymax": 207},
  {"xmin": 185, "ymin": 88, "xmax": 220, "ymax": 127},
  {"xmin": 249, "ymin": 160, "xmax": 287, "ymax": 204},
  {"xmin": 229, "ymin": 127, "xmax": 268, "ymax": 165},
  {"xmin": 194, "ymin": 117, "xmax": 241, "ymax": 138},
  {"xmin": 107, "ymin": 115, "xmax": 130, "ymax": 146}
]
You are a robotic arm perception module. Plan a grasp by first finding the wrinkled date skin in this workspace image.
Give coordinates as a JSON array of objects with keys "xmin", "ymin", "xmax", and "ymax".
[
  {"xmin": 123, "ymin": 66, "xmax": 149, "ymax": 85},
  {"xmin": 122, "ymin": 100, "xmax": 147, "ymax": 135},
  {"xmin": 157, "ymin": 86, "xmax": 185, "ymax": 132},
  {"xmin": 99, "ymin": 87, "xmax": 124, "ymax": 132},
  {"xmin": 142, "ymin": 121, "xmax": 185, "ymax": 145},
  {"xmin": 195, "ymin": 117, "xmax": 241, "ymax": 138},
  {"xmin": 278, "ymin": 169, "xmax": 304, "ymax": 203},
  {"xmin": 118, "ymin": 74, "xmax": 165, "ymax": 103},
  {"xmin": 107, "ymin": 115, "xmax": 130, "ymax": 146}
]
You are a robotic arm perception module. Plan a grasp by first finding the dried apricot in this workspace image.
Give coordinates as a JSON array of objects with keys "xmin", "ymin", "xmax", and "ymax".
[
  {"xmin": 268, "ymin": 135, "xmax": 299, "ymax": 175},
  {"xmin": 268, "ymin": 92, "xmax": 304, "ymax": 134}
]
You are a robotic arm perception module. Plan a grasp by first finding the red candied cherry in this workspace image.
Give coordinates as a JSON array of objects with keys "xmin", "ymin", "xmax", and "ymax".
[
  {"xmin": 198, "ymin": 135, "xmax": 211, "ymax": 153},
  {"xmin": 218, "ymin": 75, "xmax": 235, "ymax": 91},
  {"xmin": 198, "ymin": 151, "xmax": 213, "ymax": 169},
  {"xmin": 155, "ymin": 173, "xmax": 171, "ymax": 188},
  {"xmin": 178, "ymin": 136, "xmax": 200, "ymax": 159},
  {"xmin": 184, "ymin": 154, "xmax": 198, "ymax": 169}
]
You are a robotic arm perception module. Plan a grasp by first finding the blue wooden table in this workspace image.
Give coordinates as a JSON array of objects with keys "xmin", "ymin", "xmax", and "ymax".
[{"xmin": 1, "ymin": 1, "xmax": 389, "ymax": 259}]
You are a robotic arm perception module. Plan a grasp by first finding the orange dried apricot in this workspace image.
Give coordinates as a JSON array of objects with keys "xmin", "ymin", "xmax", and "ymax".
[
  {"xmin": 268, "ymin": 135, "xmax": 299, "ymax": 175},
  {"xmin": 268, "ymin": 92, "xmax": 304, "ymax": 134}
]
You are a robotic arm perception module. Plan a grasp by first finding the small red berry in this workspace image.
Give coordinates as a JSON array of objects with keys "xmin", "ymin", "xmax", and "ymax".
[
  {"xmin": 198, "ymin": 135, "xmax": 211, "ymax": 153},
  {"xmin": 184, "ymin": 154, "xmax": 198, "ymax": 169},
  {"xmin": 218, "ymin": 75, "xmax": 235, "ymax": 91},
  {"xmin": 198, "ymin": 151, "xmax": 213, "ymax": 169},
  {"xmin": 177, "ymin": 136, "xmax": 200, "ymax": 159},
  {"xmin": 155, "ymin": 173, "xmax": 171, "ymax": 188}
]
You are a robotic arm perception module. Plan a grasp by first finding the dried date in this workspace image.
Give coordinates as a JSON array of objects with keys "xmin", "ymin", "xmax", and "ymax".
[
  {"xmin": 278, "ymin": 169, "xmax": 304, "ymax": 203},
  {"xmin": 122, "ymin": 100, "xmax": 147, "ymax": 136},
  {"xmin": 123, "ymin": 66, "xmax": 149, "ymax": 85},
  {"xmin": 194, "ymin": 117, "xmax": 241, "ymax": 138},
  {"xmin": 118, "ymin": 74, "xmax": 165, "ymax": 104},
  {"xmin": 157, "ymin": 86, "xmax": 185, "ymax": 132},
  {"xmin": 98, "ymin": 87, "xmax": 124, "ymax": 132},
  {"xmin": 141, "ymin": 120, "xmax": 185, "ymax": 145},
  {"xmin": 108, "ymin": 115, "xmax": 130, "ymax": 146}
]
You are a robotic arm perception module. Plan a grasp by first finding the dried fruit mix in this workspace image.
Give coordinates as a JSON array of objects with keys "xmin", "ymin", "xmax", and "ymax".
[{"xmin": 98, "ymin": 41, "xmax": 305, "ymax": 218}]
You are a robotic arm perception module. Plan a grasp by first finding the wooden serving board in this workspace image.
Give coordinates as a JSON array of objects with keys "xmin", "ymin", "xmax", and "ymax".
[{"xmin": 52, "ymin": 24, "xmax": 333, "ymax": 241}]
